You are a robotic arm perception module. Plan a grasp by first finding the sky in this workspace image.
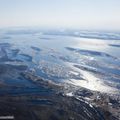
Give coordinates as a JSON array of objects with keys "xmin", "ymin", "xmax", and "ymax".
[{"xmin": 0, "ymin": 0, "xmax": 120, "ymax": 30}]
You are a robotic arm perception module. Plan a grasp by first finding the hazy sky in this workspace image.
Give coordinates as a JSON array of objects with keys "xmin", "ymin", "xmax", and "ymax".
[{"xmin": 0, "ymin": 0, "xmax": 120, "ymax": 30}]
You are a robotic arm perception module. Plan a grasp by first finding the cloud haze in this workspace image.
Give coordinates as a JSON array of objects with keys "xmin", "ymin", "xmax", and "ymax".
[{"xmin": 0, "ymin": 0, "xmax": 120, "ymax": 30}]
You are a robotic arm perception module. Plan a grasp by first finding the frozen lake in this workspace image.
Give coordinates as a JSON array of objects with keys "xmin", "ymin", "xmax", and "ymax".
[{"xmin": 0, "ymin": 29, "xmax": 120, "ymax": 94}]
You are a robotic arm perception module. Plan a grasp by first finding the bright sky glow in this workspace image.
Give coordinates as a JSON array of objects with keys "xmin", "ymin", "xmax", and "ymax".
[{"xmin": 0, "ymin": 0, "xmax": 120, "ymax": 30}]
